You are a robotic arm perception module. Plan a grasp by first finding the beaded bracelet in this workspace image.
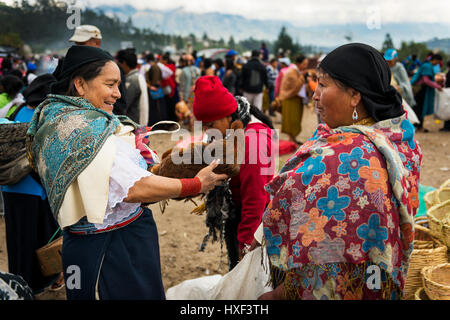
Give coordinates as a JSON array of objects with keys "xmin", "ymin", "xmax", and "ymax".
[{"xmin": 179, "ymin": 177, "xmax": 202, "ymax": 198}]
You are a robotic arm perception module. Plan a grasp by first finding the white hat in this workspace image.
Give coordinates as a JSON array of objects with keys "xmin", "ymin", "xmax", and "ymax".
[
  {"xmin": 69, "ymin": 25, "xmax": 102, "ymax": 43},
  {"xmin": 279, "ymin": 57, "xmax": 291, "ymax": 66}
]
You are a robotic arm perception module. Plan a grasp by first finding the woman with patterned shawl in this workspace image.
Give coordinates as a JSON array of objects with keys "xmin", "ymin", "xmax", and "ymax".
[
  {"xmin": 258, "ymin": 43, "xmax": 422, "ymax": 300},
  {"xmin": 26, "ymin": 45, "xmax": 227, "ymax": 300}
]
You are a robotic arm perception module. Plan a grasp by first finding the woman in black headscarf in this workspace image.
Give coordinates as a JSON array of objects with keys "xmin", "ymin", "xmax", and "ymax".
[
  {"xmin": 27, "ymin": 45, "xmax": 227, "ymax": 300},
  {"xmin": 316, "ymin": 43, "xmax": 405, "ymax": 125},
  {"xmin": 258, "ymin": 43, "xmax": 422, "ymax": 300}
]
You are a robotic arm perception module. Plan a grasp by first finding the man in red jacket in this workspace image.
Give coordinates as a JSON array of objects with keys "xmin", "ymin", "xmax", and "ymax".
[
  {"xmin": 161, "ymin": 53, "xmax": 178, "ymax": 122},
  {"xmin": 193, "ymin": 76, "xmax": 276, "ymax": 270}
]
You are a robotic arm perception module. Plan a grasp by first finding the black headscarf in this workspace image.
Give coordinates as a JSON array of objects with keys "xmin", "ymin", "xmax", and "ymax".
[
  {"xmin": 319, "ymin": 43, "xmax": 404, "ymax": 122},
  {"xmin": 51, "ymin": 45, "xmax": 113, "ymax": 94},
  {"xmin": 22, "ymin": 74, "xmax": 56, "ymax": 107}
]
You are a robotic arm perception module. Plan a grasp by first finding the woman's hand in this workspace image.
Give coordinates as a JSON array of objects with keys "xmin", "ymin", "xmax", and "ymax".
[
  {"xmin": 239, "ymin": 238, "xmax": 261, "ymax": 261},
  {"xmin": 249, "ymin": 238, "xmax": 261, "ymax": 251},
  {"xmin": 124, "ymin": 160, "xmax": 227, "ymax": 203},
  {"xmin": 195, "ymin": 159, "xmax": 228, "ymax": 194}
]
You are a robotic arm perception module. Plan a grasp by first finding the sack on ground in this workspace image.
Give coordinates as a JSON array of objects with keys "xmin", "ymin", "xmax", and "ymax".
[{"xmin": 166, "ymin": 246, "xmax": 272, "ymax": 300}]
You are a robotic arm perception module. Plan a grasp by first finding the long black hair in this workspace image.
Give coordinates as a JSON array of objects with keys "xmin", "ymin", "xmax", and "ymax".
[
  {"xmin": 231, "ymin": 96, "xmax": 274, "ymax": 130},
  {"xmin": 249, "ymin": 105, "xmax": 274, "ymax": 129}
]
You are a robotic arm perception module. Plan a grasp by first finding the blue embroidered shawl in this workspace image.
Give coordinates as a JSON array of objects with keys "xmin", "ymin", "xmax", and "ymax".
[{"xmin": 26, "ymin": 94, "xmax": 138, "ymax": 220}]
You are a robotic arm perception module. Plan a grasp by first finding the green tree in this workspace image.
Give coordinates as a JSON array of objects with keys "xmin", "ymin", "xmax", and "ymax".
[
  {"xmin": 228, "ymin": 36, "xmax": 235, "ymax": 49},
  {"xmin": 397, "ymin": 40, "xmax": 430, "ymax": 62},
  {"xmin": 381, "ymin": 33, "xmax": 394, "ymax": 52},
  {"xmin": 0, "ymin": 32, "xmax": 23, "ymax": 48},
  {"xmin": 175, "ymin": 35, "xmax": 185, "ymax": 50},
  {"xmin": 239, "ymin": 37, "xmax": 260, "ymax": 51},
  {"xmin": 274, "ymin": 26, "xmax": 300, "ymax": 57}
]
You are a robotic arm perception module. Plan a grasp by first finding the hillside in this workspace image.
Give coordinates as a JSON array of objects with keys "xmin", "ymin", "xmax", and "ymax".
[
  {"xmin": 425, "ymin": 38, "xmax": 450, "ymax": 54},
  {"xmin": 97, "ymin": 5, "xmax": 450, "ymax": 49}
]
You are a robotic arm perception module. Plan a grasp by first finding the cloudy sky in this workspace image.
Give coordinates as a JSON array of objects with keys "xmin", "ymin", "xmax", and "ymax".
[{"xmin": 75, "ymin": 0, "xmax": 450, "ymax": 26}]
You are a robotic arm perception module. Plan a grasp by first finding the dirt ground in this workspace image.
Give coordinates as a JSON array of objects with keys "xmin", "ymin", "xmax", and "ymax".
[{"xmin": 0, "ymin": 105, "xmax": 449, "ymax": 300}]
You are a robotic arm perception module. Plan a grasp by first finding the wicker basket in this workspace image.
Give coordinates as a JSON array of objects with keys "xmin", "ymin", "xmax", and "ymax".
[
  {"xmin": 441, "ymin": 179, "xmax": 450, "ymax": 189},
  {"xmin": 414, "ymin": 287, "xmax": 430, "ymax": 300},
  {"xmin": 414, "ymin": 216, "xmax": 429, "ymax": 231},
  {"xmin": 434, "ymin": 187, "xmax": 450, "ymax": 204},
  {"xmin": 421, "ymin": 263, "xmax": 450, "ymax": 300},
  {"xmin": 427, "ymin": 200, "xmax": 450, "ymax": 248},
  {"xmin": 403, "ymin": 225, "xmax": 448, "ymax": 300},
  {"xmin": 424, "ymin": 190, "xmax": 437, "ymax": 211}
]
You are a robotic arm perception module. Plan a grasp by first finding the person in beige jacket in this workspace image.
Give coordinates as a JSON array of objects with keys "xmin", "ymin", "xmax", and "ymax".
[{"xmin": 278, "ymin": 55, "xmax": 308, "ymax": 144}]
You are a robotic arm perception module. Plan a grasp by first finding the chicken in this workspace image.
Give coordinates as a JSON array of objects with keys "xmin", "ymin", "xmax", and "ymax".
[
  {"xmin": 175, "ymin": 100, "xmax": 194, "ymax": 129},
  {"xmin": 151, "ymin": 119, "xmax": 244, "ymax": 188}
]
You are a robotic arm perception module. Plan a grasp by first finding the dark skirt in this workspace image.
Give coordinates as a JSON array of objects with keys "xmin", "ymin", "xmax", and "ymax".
[
  {"xmin": 148, "ymin": 93, "xmax": 168, "ymax": 127},
  {"xmin": 413, "ymin": 84, "xmax": 427, "ymax": 126},
  {"xmin": 224, "ymin": 207, "xmax": 242, "ymax": 272},
  {"xmin": 3, "ymin": 192, "xmax": 59, "ymax": 294},
  {"xmin": 164, "ymin": 88, "xmax": 179, "ymax": 122},
  {"xmin": 62, "ymin": 207, "xmax": 165, "ymax": 300}
]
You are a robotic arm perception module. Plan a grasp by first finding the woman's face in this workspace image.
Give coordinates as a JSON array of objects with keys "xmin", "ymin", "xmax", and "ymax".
[
  {"xmin": 313, "ymin": 72, "xmax": 355, "ymax": 129},
  {"xmin": 75, "ymin": 61, "xmax": 121, "ymax": 115},
  {"xmin": 202, "ymin": 116, "xmax": 232, "ymax": 136},
  {"xmin": 298, "ymin": 59, "xmax": 309, "ymax": 71}
]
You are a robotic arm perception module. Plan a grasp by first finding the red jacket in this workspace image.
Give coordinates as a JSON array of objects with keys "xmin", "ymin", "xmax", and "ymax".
[
  {"xmin": 161, "ymin": 63, "xmax": 177, "ymax": 98},
  {"xmin": 229, "ymin": 121, "xmax": 274, "ymax": 249}
]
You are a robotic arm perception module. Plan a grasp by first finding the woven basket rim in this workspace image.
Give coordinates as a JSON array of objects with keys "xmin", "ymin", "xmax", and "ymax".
[
  {"xmin": 414, "ymin": 240, "xmax": 448, "ymax": 251},
  {"xmin": 435, "ymin": 187, "xmax": 450, "ymax": 201},
  {"xmin": 442, "ymin": 179, "xmax": 450, "ymax": 188},
  {"xmin": 424, "ymin": 190, "xmax": 436, "ymax": 198},
  {"xmin": 415, "ymin": 224, "xmax": 434, "ymax": 235},
  {"xmin": 414, "ymin": 287, "xmax": 428, "ymax": 300},
  {"xmin": 413, "ymin": 224, "xmax": 445, "ymax": 247},
  {"xmin": 424, "ymin": 190, "xmax": 436, "ymax": 205},
  {"xmin": 427, "ymin": 199, "xmax": 450, "ymax": 223},
  {"xmin": 411, "ymin": 246, "xmax": 447, "ymax": 257},
  {"xmin": 421, "ymin": 263, "xmax": 450, "ymax": 289},
  {"xmin": 414, "ymin": 216, "xmax": 428, "ymax": 224}
]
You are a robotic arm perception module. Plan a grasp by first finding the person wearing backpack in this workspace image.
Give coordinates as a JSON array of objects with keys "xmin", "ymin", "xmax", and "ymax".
[
  {"xmin": 1, "ymin": 74, "xmax": 63, "ymax": 295},
  {"xmin": 239, "ymin": 50, "xmax": 268, "ymax": 111}
]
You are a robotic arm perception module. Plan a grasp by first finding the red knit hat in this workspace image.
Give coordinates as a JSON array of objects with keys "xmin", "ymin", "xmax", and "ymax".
[{"xmin": 193, "ymin": 75, "xmax": 237, "ymax": 122}]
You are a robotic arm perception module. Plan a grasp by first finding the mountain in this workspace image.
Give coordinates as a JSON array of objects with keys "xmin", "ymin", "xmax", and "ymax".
[
  {"xmin": 425, "ymin": 38, "xmax": 450, "ymax": 54},
  {"xmin": 95, "ymin": 5, "xmax": 450, "ymax": 51}
]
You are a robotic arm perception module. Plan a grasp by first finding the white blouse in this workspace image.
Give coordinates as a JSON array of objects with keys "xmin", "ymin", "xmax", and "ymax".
[
  {"xmin": 58, "ymin": 124, "xmax": 154, "ymax": 230},
  {"xmin": 92, "ymin": 135, "xmax": 152, "ymax": 230}
]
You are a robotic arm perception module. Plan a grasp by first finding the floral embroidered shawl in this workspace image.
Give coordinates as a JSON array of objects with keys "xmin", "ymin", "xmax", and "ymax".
[
  {"xmin": 263, "ymin": 114, "xmax": 422, "ymax": 299},
  {"xmin": 26, "ymin": 94, "xmax": 141, "ymax": 220}
]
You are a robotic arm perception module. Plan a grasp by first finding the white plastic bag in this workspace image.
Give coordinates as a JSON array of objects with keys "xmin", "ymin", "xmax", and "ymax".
[
  {"xmin": 166, "ymin": 246, "xmax": 272, "ymax": 300},
  {"xmin": 165, "ymin": 274, "xmax": 222, "ymax": 300},
  {"xmin": 434, "ymin": 88, "xmax": 450, "ymax": 121},
  {"xmin": 402, "ymin": 99, "xmax": 419, "ymax": 125}
]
